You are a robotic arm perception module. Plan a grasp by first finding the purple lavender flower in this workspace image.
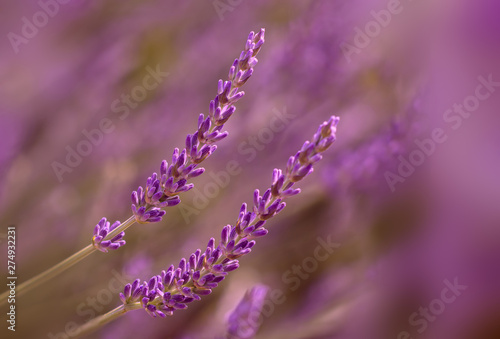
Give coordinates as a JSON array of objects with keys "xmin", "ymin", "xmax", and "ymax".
[
  {"xmin": 120, "ymin": 116, "xmax": 339, "ymax": 318},
  {"xmin": 131, "ymin": 28, "xmax": 265, "ymax": 224},
  {"xmin": 225, "ymin": 285, "xmax": 270, "ymax": 339},
  {"xmin": 92, "ymin": 218, "xmax": 126, "ymax": 252}
]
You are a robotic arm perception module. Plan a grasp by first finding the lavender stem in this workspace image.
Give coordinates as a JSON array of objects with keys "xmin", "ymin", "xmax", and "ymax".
[
  {"xmin": 72, "ymin": 303, "xmax": 142, "ymax": 338},
  {"xmin": 0, "ymin": 244, "xmax": 95, "ymax": 305},
  {"xmin": 103, "ymin": 215, "xmax": 136, "ymax": 240}
]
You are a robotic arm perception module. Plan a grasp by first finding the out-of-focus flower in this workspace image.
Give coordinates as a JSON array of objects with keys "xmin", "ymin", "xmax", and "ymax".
[{"xmin": 224, "ymin": 285, "xmax": 269, "ymax": 339}]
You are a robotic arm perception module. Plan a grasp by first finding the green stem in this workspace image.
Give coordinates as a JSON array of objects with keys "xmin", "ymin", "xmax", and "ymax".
[
  {"xmin": 73, "ymin": 303, "xmax": 142, "ymax": 338},
  {"xmin": 0, "ymin": 244, "xmax": 95, "ymax": 306},
  {"xmin": 107, "ymin": 215, "xmax": 136, "ymax": 239}
]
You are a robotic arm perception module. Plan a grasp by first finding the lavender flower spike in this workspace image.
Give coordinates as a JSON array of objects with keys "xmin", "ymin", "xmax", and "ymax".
[
  {"xmin": 120, "ymin": 115, "xmax": 339, "ymax": 318},
  {"xmin": 225, "ymin": 285, "xmax": 270, "ymax": 339},
  {"xmin": 131, "ymin": 28, "xmax": 266, "ymax": 224}
]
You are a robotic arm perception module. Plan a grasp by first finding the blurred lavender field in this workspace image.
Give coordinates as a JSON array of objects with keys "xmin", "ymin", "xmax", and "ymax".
[{"xmin": 1, "ymin": 0, "xmax": 500, "ymax": 338}]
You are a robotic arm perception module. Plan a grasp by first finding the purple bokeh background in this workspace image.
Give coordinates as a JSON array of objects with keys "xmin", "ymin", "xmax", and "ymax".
[{"xmin": 1, "ymin": 0, "xmax": 499, "ymax": 338}]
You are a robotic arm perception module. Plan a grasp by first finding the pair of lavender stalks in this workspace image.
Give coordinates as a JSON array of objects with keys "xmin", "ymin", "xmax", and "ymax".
[{"xmin": 0, "ymin": 28, "xmax": 339, "ymax": 336}]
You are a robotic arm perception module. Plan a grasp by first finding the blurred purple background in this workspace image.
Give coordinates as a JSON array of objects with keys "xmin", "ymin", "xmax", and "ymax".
[{"xmin": 1, "ymin": 0, "xmax": 500, "ymax": 338}]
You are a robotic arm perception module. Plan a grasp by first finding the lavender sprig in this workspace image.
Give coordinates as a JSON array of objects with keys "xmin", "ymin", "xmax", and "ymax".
[
  {"xmin": 0, "ymin": 29, "xmax": 265, "ymax": 306},
  {"xmin": 131, "ymin": 28, "xmax": 265, "ymax": 224},
  {"xmin": 118, "ymin": 116, "xmax": 339, "ymax": 318}
]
